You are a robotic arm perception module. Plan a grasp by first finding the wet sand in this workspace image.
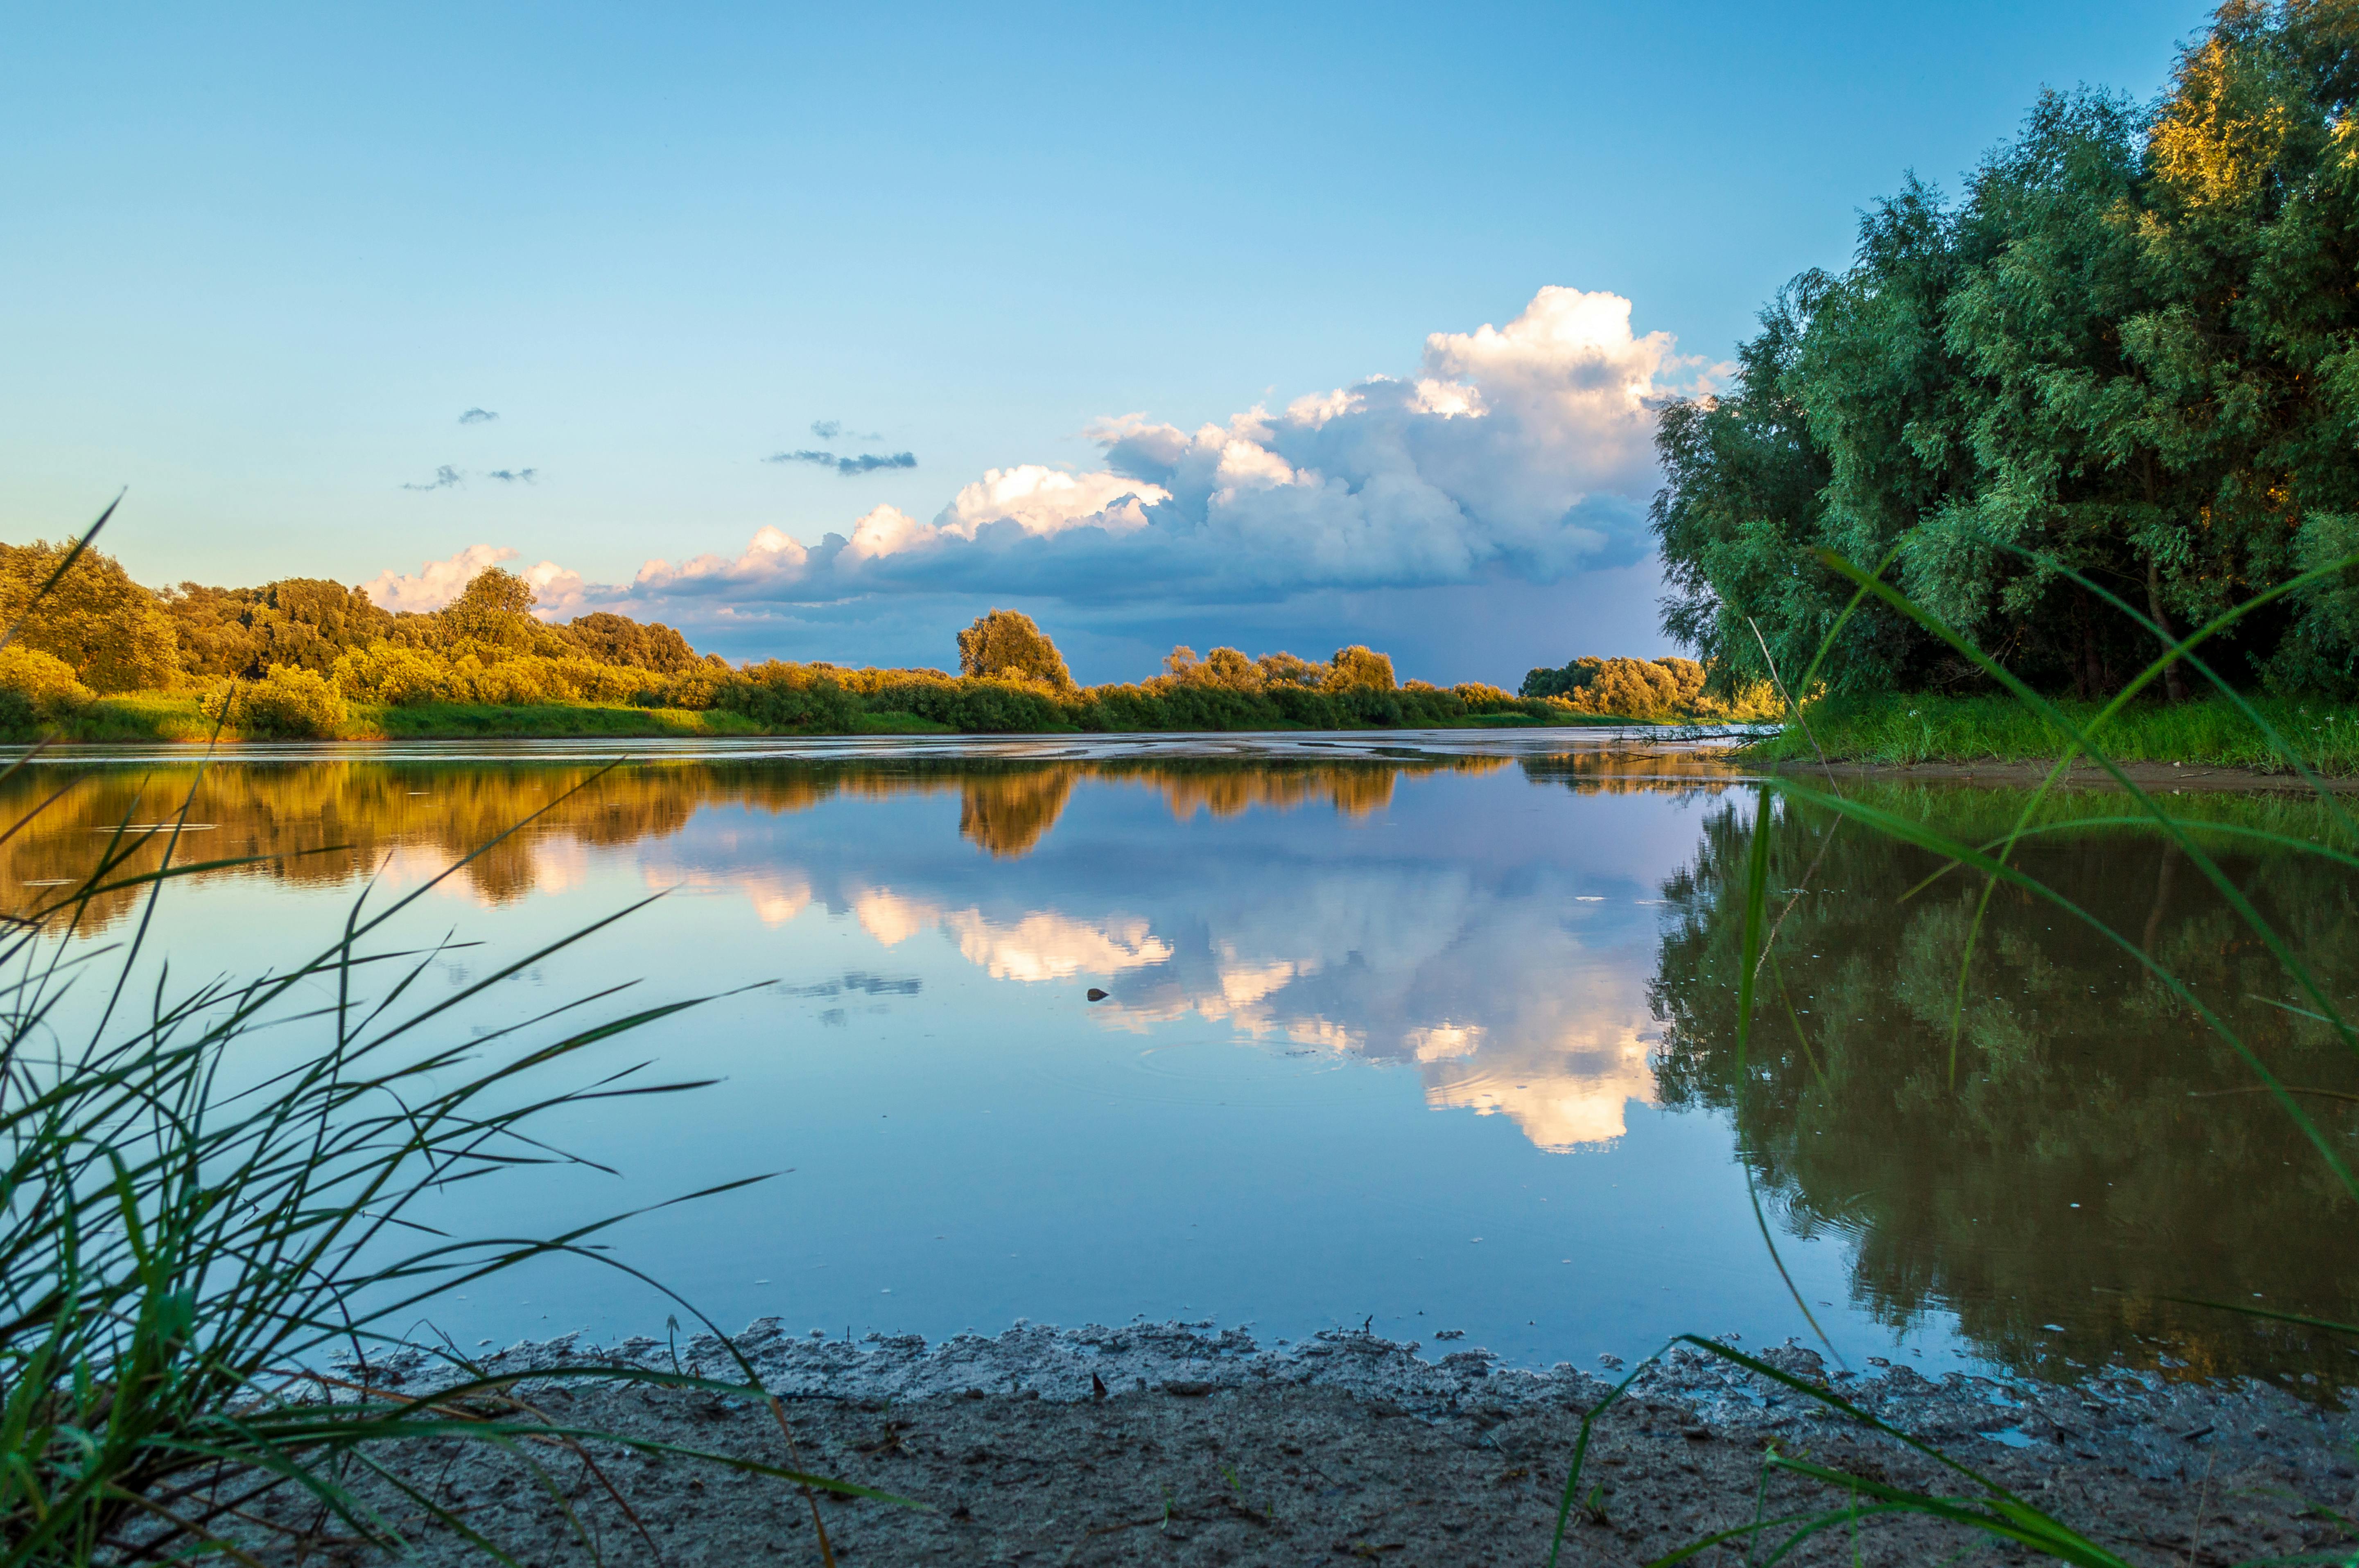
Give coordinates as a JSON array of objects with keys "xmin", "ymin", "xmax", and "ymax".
[{"xmin": 283, "ymin": 1322, "xmax": 2359, "ymax": 1566}]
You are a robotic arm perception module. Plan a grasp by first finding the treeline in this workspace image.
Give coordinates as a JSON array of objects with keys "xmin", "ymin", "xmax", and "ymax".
[
  {"xmin": 0, "ymin": 541, "xmax": 729, "ymax": 735},
  {"xmin": 1520, "ymin": 655, "xmax": 1776, "ymax": 720},
  {"xmin": 723, "ymin": 611, "xmax": 1551, "ymax": 733},
  {"xmin": 0, "ymin": 547, "xmax": 1727, "ymax": 737},
  {"xmin": 1655, "ymin": 0, "xmax": 2359, "ymax": 702}
]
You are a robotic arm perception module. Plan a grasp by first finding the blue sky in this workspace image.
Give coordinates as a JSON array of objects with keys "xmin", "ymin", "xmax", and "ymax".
[{"xmin": 2, "ymin": 1, "xmax": 2207, "ymax": 683}]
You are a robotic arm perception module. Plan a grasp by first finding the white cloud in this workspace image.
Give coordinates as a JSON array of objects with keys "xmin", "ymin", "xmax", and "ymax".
[
  {"xmin": 361, "ymin": 544, "xmax": 586, "ymax": 618},
  {"xmin": 937, "ymin": 466, "xmax": 1165, "ymax": 542},
  {"xmin": 634, "ymin": 523, "xmax": 814, "ymax": 593},
  {"xmin": 368, "ymin": 284, "xmax": 1706, "ymax": 629},
  {"xmin": 360, "ymin": 544, "xmax": 518, "ymax": 613}
]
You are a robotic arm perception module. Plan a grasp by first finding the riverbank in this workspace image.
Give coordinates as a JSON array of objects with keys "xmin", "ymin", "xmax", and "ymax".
[
  {"xmin": 1745, "ymin": 693, "xmax": 2359, "ymax": 777},
  {"xmin": 16, "ymin": 693, "xmax": 1607, "ymax": 744},
  {"xmin": 305, "ymin": 1321, "xmax": 2357, "ymax": 1565}
]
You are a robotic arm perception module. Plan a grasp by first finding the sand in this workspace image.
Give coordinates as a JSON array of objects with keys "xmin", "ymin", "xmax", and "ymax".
[{"xmin": 225, "ymin": 1321, "xmax": 2359, "ymax": 1566}]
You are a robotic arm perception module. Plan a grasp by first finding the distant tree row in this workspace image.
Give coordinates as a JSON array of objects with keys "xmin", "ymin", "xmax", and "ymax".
[
  {"xmin": 1654, "ymin": 0, "xmax": 2359, "ymax": 700},
  {"xmin": 725, "ymin": 609, "xmax": 1547, "ymax": 734},
  {"xmin": 0, "ymin": 543, "xmax": 723, "ymax": 732},
  {"xmin": 0, "ymin": 548, "xmax": 1739, "ymax": 735},
  {"xmin": 1521, "ymin": 656, "xmax": 1777, "ymax": 721}
]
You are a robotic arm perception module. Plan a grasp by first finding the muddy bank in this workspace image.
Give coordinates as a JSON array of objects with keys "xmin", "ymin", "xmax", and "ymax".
[
  {"xmin": 1757, "ymin": 755, "xmax": 2359, "ymax": 792},
  {"xmin": 301, "ymin": 1321, "xmax": 2359, "ymax": 1565}
]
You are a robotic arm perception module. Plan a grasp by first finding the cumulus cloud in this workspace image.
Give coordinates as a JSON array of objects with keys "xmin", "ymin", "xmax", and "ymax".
[
  {"xmin": 766, "ymin": 448, "xmax": 918, "ymax": 475},
  {"xmin": 458, "ymin": 407, "xmax": 499, "ymax": 424},
  {"xmin": 400, "ymin": 465, "xmax": 465, "ymax": 492},
  {"xmin": 424, "ymin": 285, "xmax": 1710, "ymax": 630},
  {"xmin": 360, "ymin": 543, "xmax": 581, "ymax": 616}
]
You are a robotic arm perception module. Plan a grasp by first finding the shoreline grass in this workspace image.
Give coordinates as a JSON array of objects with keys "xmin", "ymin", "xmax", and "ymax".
[
  {"xmin": 1745, "ymin": 691, "xmax": 2359, "ymax": 776},
  {"xmin": 8, "ymin": 691, "xmax": 1690, "ymax": 745}
]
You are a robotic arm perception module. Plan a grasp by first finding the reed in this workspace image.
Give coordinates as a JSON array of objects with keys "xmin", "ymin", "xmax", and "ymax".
[{"xmin": 0, "ymin": 505, "xmax": 891, "ymax": 1566}]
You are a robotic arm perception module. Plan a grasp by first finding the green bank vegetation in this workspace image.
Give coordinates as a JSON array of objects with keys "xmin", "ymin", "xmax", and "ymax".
[
  {"xmin": 0, "ymin": 545, "xmax": 1767, "ymax": 740},
  {"xmin": 1751, "ymin": 689, "xmax": 2359, "ymax": 774},
  {"xmin": 1645, "ymin": 0, "xmax": 2359, "ymax": 776}
]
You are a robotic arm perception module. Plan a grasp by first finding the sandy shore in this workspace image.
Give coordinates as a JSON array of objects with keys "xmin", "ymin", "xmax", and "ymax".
[{"xmin": 275, "ymin": 1320, "xmax": 2359, "ymax": 1565}]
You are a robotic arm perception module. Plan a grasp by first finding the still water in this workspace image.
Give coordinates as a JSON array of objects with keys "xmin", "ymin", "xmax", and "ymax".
[{"xmin": 9, "ymin": 732, "xmax": 2357, "ymax": 1390}]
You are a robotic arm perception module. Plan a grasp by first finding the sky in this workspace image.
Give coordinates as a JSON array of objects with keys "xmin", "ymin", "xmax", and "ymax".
[{"xmin": 1, "ymin": 1, "xmax": 2211, "ymax": 684}]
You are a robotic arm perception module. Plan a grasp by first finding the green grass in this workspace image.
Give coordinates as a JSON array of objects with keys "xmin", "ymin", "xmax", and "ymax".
[
  {"xmin": 360, "ymin": 701, "xmax": 766, "ymax": 739},
  {"xmin": 1748, "ymin": 691, "xmax": 2359, "ymax": 775}
]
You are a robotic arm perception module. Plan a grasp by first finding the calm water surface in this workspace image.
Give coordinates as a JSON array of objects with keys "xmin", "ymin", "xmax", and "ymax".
[{"xmin": 10, "ymin": 732, "xmax": 2356, "ymax": 1389}]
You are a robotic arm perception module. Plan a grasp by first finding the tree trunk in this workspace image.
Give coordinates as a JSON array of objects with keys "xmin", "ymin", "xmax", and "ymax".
[{"xmin": 2145, "ymin": 558, "xmax": 2190, "ymax": 704}]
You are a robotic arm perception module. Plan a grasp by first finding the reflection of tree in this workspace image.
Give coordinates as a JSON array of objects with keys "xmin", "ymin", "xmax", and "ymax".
[
  {"xmin": 958, "ymin": 771, "xmax": 1076, "ymax": 858},
  {"xmin": 0, "ymin": 754, "xmax": 1515, "ymax": 932},
  {"xmin": 1649, "ymin": 787, "xmax": 2359, "ymax": 1388},
  {"xmin": 1518, "ymin": 749, "xmax": 1746, "ymax": 796}
]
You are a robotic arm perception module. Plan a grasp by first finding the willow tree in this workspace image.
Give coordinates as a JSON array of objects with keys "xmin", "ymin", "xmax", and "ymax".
[
  {"xmin": 956, "ymin": 609, "xmax": 1075, "ymax": 688},
  {"xmin": 1655, "ymin": 0, "xmax": 2359, "ymax": 698}
]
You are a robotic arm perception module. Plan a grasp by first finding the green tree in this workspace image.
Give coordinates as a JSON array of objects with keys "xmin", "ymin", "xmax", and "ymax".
[
  {"xmin": 558, "ymin": 611, "xmax": 701, "ymax": 673},
  {"xmin": 1653, "ymin": 0, "xmax": 2359, "ymax": 698},
  {"xmin": 0, "ymin": 540, "xmax": 180, "ymax": 692},
  {"xmin": 440, "ymin": 567, "xmax": 543, "ymax": 650},
  {"xmin": 956, "ymin": 609, "xmax": 1075, "ymax": 688}
]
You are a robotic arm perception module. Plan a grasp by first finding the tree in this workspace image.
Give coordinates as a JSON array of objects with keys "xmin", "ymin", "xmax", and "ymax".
[
  {"xmin": 0, "ymin": 540, "xmax": 180, "ymax": 692},
  {"xmin": 1325, "ymin": 646, "xmax": 1396, "ymax": 692},
  {"xmin": 956, "ymin": 609, "xmax": 1075, "ymax": 688},
  {"xmin": 558, "ymin": 611, "xmax": 699, "ymax": 673},
  {"xmin": 1652, "ymin": 0, "xmax": 2359, "ymax": 698},
  {"xmin": 441, "ymin": 568, "xmax": 543, "ymax": 650}
]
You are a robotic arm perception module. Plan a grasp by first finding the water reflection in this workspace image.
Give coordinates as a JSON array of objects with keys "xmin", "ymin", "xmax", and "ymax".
[
  {"xmin": 15, "ymin": 747, "xmax": 2352, "ymax": 1387},
  {"xmin": 1650, "ymin": 786, "xmax": 2359, "ymax": 1387},
  {"xmin": 0, "ymin": 755, "xmax": 1531, "ymax": 922}
]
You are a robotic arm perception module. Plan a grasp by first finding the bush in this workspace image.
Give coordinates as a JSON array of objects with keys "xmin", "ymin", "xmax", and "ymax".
[
  {"xmin": 717, "ymin": 663, "xmax": 863, "ymax": 729},
  {"xmin": 331, "ymin": 641, "xmax": 454, "ymax": 706},
  {"xmin": 0, "ymin": 644, "xmax": 95, "ymax": 724},
  {"xmin": 204, "ymin": 663, "xmax": 347, "ymax": 737}
]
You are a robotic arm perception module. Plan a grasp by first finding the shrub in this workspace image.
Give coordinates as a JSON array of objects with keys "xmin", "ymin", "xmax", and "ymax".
[
  {"xmin": 717, "ymin": 662, "xmax": 863, "ymax": 729},
  {"xmin": 332, "ymin": 641, "xmax": 455, "ymax": 706},
  {"xmin": 655, "ymin": 659, "xmax": 727, "ymax": 711},
  {"xmin": 0, "ymin": 643, "xmax": 95, "ymax": 722},
  {"xmin": 204, "ymin": 663, "xmax": 347, "ymax": 737}
]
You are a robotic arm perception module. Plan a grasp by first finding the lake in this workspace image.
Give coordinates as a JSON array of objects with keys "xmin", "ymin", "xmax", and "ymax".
[{"xmin": 7, "ymin": 731, "xmax": 2354, "ymax": 1391}]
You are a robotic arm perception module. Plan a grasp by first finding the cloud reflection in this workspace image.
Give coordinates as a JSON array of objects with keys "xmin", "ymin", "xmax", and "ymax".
[{"xmin": 0, "ymin": 748, "xmax": 1738, "ymax": 1153}]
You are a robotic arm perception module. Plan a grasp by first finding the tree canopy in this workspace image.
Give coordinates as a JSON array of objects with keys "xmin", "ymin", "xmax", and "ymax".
[
  {"xmin": 1656, "ymin": 0, "xmax": 2359, "ymax": 698},
  {"xmin": 0, "ymin": 541, "xmax": 180, "ymax": 692},
  {"xmin": 956, "ymin": 609, "xmax": 1076, "ymax": 688}
]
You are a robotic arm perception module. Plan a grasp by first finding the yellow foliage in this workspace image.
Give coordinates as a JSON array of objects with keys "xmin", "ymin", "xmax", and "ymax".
[
  {"xmin": 202, "ymin": 664, "xmax": 347, "ymax": 737},
  {"xmin": 0, "ymin": 645, "xmax": 95, "ymax": 719},
  {"xmin": 0, "ymin": 541, "xmax": 180, "ymax": 692}
]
